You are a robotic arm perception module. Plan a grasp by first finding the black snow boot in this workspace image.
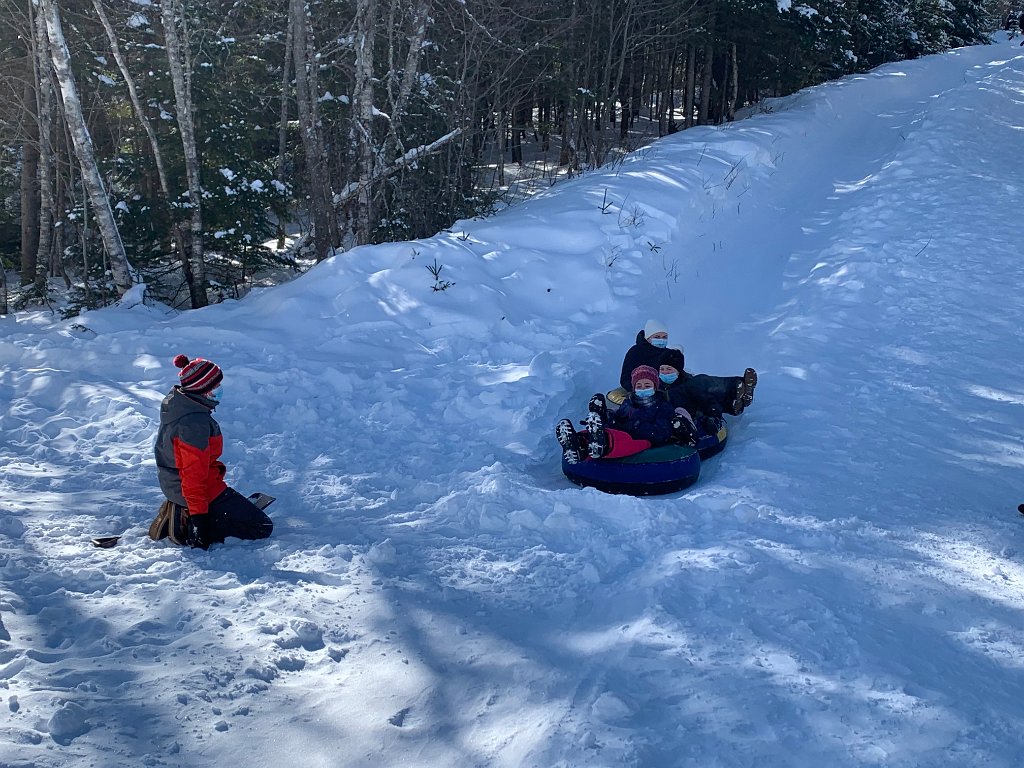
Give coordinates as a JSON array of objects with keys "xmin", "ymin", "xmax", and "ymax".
[
  {"xmin": 556, "ymin": 419, "xmax": 584, "ymax": 464},
  {"xmin": 740, "ymin": 368, "xmax": 758, "ymax": 407},
  {"xmin": 671, "ymin": 414, "xmax": 698, "ymax": 447},
  {"xmin": 588, "ymin": 392, "xmax": 609, "ymax": 423},
  {"xmin": 731, "ymin": 368, "xmax": 758, "ymax": 415},
  {"xmin": 585, "ymin": 411, "xmax": 609, "ymax": 459},
  {"xmin": 701, "ymin": 412, "xmax": 725, "ymax": 437},
  {"xmin": 167, "ymin": 503, "xmax": 190, "ymax": 545}
]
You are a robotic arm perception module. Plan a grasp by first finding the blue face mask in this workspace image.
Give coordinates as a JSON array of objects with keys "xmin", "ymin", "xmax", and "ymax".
[
  {"xmin": 207, "ymin": 386, "xmax": 223, "ymax": 402},
  {"xmin": 649, "ymin": 338, "xmax": 668, "ymax": 348},
  {"xmin": 660, "ymin": 372, "xmax": 678, "ymax": 385},
  {"xmin": 634, "ymin": 387, "xmax": 655, "ymax": 398}
]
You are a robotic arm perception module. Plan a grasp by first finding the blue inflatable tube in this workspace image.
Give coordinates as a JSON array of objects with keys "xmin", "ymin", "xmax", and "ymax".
[
  {"xmin": 561, "ymin": 392, "xmax": 728, "ymax": 496},
  {"xmin": 562, "ymin": 444, "xmax": 701, "ymax": 496}
]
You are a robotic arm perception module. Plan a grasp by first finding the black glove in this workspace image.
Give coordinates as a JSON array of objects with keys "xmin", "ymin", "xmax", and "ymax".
[{"xmin": 185, "ymin": 513, "xmax": 215, "ymax": 550}]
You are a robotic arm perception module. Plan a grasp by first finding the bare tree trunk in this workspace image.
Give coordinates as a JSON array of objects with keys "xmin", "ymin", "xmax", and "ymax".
[
  {"xmin": 728, "ymin": 41, "xmax": 738, "ymax": 122},
  {"xmin": 38, "ymin": 0, "xmax": 134, "ymax": 295},
  {"xmin": 93, "ymin": 0, "xmax": 197, "ymax": 305},
  {"xmin": 276, "ymin": 13, "xmax": 293, "ymax": 249},
  {"xmin": 684, "ymin": 44, "xmax": 696, "ymax": 129},
  {"xmin": 353, "ymin": 0, "xmax": 377, "ymax": 245},
  {"xmin": 718, "ymin": 50, "xmax": 729, "ymax": 124},
  {"xmin": 20, "ymin": 77, "xmax": 40, "ymax": 286},
  {"xmin": 161, "ymin": 0, "xmax": 206, "ymax": 306},
  {"xmin": 286, "ymin": 126, "xmax": 463, "ymax": 255},
  {"xmin": 697, "ymin": 43, "xmax": 713, "ymax": 126},
  {"xmin": 290, "ymin": 0, "xmax": 337, "ymax": 261}
]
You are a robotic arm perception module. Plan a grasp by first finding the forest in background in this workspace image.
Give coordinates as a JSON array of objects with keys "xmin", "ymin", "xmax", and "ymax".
[{"xmin": 0, "ymin": 0, "xmax": 1002, "ymax": 314}]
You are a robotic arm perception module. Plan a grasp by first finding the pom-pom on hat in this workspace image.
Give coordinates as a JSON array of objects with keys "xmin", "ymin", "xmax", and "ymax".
[
  {"xmin": 644, "ymin": 319, "xmax": 668, "ymax": 339},
  {"xmin": 631, "ymin": 364, "xmax": 659, "ymax": 390},
  {"xmin": 174, "ymin": 354, "xmax": 223, "ymax": 394}
]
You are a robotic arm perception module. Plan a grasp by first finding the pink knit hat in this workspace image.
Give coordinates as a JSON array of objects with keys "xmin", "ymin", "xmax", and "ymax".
[{"xmin": 630, "ymin": 365, "xmax": 659, "ymax": 390}]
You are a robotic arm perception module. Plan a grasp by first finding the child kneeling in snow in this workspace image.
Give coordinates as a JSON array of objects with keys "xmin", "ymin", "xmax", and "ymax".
[
  {"xmin": 150, "ymin": 355, "xmax": 273, "ymax": 549},
  {"xmin": 555, "ymin": 365, "xmax": 696, "ymax": 464}
]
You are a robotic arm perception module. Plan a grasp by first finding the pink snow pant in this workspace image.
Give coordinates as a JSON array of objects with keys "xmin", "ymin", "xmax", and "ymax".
[{"xmin": 600, "ymin": 428, "xmax": 652, "ymax": 459}]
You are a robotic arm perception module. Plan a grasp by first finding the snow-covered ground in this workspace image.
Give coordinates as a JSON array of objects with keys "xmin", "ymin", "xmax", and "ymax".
[{"xmin": 3, "ymin": 39, "xmax": 1024, "ymax": 768}]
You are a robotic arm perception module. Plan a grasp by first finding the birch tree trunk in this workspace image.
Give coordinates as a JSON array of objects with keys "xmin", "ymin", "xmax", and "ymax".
[
  {"xmin": 161, "ymin": 0, "xmax": 206, "ymax": 306},
  {"xmin": 93, "ymin": 0, "xmax": 198, "ymax": 305},
  {"xmin": 35, "ymin": 7, "xmax": 56, "ymax": 293},
  {"xmin": 290, "ymin": 0, "xmax": 337, "ymax": 261},
  {"xmin": 353, "ymin": 0, "xmax": 377, "ymax": 245},
  {"xmin": 383, "ymin": 0, "xmax": 429, "ymax": 158},
  {"xmin": 37, "ymin": 0, "xmax": 134, "ymax": 295}
]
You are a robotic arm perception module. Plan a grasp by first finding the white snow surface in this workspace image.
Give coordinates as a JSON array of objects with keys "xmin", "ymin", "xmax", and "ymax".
[{"xmin": 3, "ymin": 41, "xmax": 1024, "ymax": 768}]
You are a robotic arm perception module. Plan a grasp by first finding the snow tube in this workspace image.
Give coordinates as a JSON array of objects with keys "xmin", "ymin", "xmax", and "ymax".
[
  {"xmin": 560, "ymin": 388, "xmax": 729, "ymax": 495},
  {"xmin": 561, "ymin": 443, "xmax": 701, "ymax": 496}
]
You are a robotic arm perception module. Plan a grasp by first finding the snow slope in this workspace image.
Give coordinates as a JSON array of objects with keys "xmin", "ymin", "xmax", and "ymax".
[{"xmin": 2, "ymin": 39, "xmax": 1024, "ymax": 768}]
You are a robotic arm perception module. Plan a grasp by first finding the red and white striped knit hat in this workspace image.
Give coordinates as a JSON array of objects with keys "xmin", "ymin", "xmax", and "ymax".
[{"xmin": 173, "ymin": 354, "xmax": 223, "ymax": 394}]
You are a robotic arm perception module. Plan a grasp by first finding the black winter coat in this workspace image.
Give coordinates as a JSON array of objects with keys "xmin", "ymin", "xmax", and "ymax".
[
  {"xmin": 611, "ymin": 392, "xmax": 676, "ymax": 446},
  {"xmin": 620, "ymin": 330, "xmax": 668, "ymax": 389}
]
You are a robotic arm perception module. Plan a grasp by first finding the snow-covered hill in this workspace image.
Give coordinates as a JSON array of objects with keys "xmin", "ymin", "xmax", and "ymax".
[{"xmin": 2, "ymin": 39, "xmax": 1023, "ymax": 768}]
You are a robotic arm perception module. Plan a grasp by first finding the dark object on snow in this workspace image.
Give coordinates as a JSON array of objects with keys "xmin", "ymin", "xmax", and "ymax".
[
  {"xmin": 90, "ymin": 536, "xmax": 120, "ymax": 548},
  {"xmin": 248, "ymin": 492, "xmax": 276, "ymax": 510},
  {"xmin": 1018, "ymin": 504, "xmax": 1024, "ymax": 516}
]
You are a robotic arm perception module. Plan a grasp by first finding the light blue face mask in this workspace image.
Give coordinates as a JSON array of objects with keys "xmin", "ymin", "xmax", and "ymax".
[
  {"xmin": 649, "ymin": 337, "xmax": 668, "ymax": 348},
  {"xmin": 634, "ymin": 387, "xmax": 655, "ymax": 398},
  {"xmin": 207, "ymin": 385, "xmax": 223, "ymax": 402},
  {"xmin": 660, "ymin": 372, "xmax": 678, "ymax": 385}
]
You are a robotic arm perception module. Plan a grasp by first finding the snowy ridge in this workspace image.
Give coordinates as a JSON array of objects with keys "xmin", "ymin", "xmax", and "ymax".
[{"xmin": 2, "ymin": 42, "xmax": 1024, "ymax": 767}]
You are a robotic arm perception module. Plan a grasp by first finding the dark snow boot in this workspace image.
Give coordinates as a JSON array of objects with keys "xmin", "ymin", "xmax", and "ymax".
[
  {"xmin": 701, "ymin": 412, "xmax": 725, "ymax": 437},
  {"xmin": 671, "ymin": 415, "xmax": 698, "ymax": 447},
  {"xmin": 588, "ymin": 392, "xmax": 608, "ymax": 423},
  {"xmin": 740, "ymin": 368, "xmax": 758, "ymax": 407},
  {"xmin": 585, "ymin": 411, "xmax": 608, "ymax": 459},
  {"xmin": 556, "ymin": 419, "xmax": 584, "ymax": 464},
  {"xmin": 167, "ymin": 504, "xmax": 190, "ymax": 546},
  {"xmin": 731, "ymin": 368, "xmax": 758, "ymax": 415}
]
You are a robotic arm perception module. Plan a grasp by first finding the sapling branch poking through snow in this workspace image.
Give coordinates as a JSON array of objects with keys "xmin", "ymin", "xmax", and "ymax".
[{"xmin": 427, "ymin": 259, "xmax": 454, "ymax": 292}]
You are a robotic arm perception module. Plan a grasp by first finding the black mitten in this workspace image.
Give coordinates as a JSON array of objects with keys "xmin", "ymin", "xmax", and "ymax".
[{"xmin": 186, "ymin": 513, "xmax": 215, "ymax": 550}]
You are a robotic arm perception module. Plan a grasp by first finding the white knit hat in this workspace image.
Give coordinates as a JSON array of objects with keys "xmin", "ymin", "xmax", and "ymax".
[{"xmin": 643, "ymin": 319, "xmax": 668, "ymax": 339}]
